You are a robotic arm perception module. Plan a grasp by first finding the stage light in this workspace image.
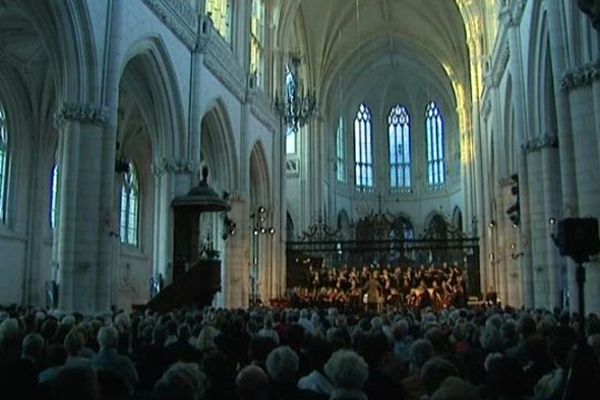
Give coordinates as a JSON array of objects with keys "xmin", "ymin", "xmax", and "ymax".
[
  {"xmin": 549, "ymin": 217, "xmax": 556, "ymax": 225},
  {"xmin": 488, "ymin": 253, "xmax": 494, "ymax": 260},
  {"xmin": 513, "ymin": 223, "xmax": 518, "ymax": 229},
  {"xmin": 269, "ymin": 227, "xmax": 276, "ymax": 235},
  {"xmin": 489, "ymin": 220, "xmax": 496, "ymax": 228},
  {"xmin": 258, "ymin": 206, "xmax": 266, "ymax": 214},
  {"xmin": 253, "ymin": 228, "xmax": 259, "ymax": 236},
  {"xmin": 260, "ymin": 227, "xmax": 267, "ymax": 234},
  {"xmin": 510, "ymin": 243, "xmax": 516, "ymax": 249}
]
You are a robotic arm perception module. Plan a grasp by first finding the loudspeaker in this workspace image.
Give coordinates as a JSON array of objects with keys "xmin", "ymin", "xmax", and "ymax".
[{"xmin": 556, "ymin": 218, "xmax": 600, "ymax": 259}]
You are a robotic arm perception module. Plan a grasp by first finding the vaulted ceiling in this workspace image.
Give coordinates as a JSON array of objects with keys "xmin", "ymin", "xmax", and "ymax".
[{"xmin": 278, "ymin": 0, "xmax": 470, "ymax": 109}]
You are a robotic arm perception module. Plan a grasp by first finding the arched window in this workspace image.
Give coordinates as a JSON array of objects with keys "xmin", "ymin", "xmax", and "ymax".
[
  {"xmin": 250, "ymin": 0, "xmax": 265, "ymax": 88},
  {"xmin": 426, "ymin": 102, "xmax": 445, "ymax": 187},
  {"xmin": 206, "ymin": 0, "xmax": 232, "ymax": 42},
  {"xmin": 354, "ymin": 103, "xmax": 373, "ymax": 190},
  {"xmin": 336, "ymin": 117, "xmax": 345, "ymax": 182},
  {"xmin": 50, "ymin": 163, "xmax": 59, "ymax": 229},
  {"xmin": 389, "ymin": 105, "xmax": 411, "ymax": 190},
  {"xmin": 120, "ymin": 163, "xmax": 139, "ymax": 246},
  {"xmin": 285, "ymin": 67, "xmax": 296, "ymax": 154},
  {"xmin": 0, "ymin": 105, "xmax": 8, "ymax": 222}
]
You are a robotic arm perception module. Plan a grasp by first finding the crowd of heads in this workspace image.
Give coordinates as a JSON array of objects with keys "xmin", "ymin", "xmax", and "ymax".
[{"xmin": 1, "ymin": 303, "xmax": 600, "ymax": 400}]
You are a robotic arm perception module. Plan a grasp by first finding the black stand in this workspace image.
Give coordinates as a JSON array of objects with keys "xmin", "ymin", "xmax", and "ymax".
[{"xmin": 576, "ymin": 262, "xmax": 586, "ymax": 336}]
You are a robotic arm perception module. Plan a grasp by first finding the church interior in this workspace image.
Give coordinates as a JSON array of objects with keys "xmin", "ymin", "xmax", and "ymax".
[
  {"xmin": 0, "ymin": 0, "xmax": 599, "ymax": 316},
  {"xmin": 3, "ymin": 1, "xmax": 600, "ymax": 400}
]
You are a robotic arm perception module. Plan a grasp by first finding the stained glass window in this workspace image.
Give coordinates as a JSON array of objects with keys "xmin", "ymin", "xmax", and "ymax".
[
  {"xmin": 120, "ymin": 163, "xmax": 139, "ymax": 246},
  {"xmin": 285, "ymin": 67, "xmax": 296, "ymax": 154},
  {"xmin": 0, "ymin": 105, "xmax": 8, "ymax": 222},
  {"xmin": 336, "ymin": 117, "xmax": 345, "ymax": 182},
  {"xmin": 50, "ymin": 164, "xmax": 59, "ymax": 229},
  {"xmin": 389, "ymin": 105, "xmax": 411, "ymax": 190},
  {"xmin": 426, "ymin": 102, "xmax": 445, "ymax": 187},
  {"xmin": 250, "ymin": 0, "xmax": 265, "ymax": 87},
  {"xmin": 206, "ymin": 0, "xmax": 232, "ymax": 42},
  {"xmin": 354, "ymin": 103, "xmax": 373, "ymax": 190}
]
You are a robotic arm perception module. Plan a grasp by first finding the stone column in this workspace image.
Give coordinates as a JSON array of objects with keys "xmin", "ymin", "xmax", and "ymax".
[
  {"xmin": 565, "ymin": 83, "xmax": 600, "ymax": 313},
  {"xmin": 54, "ymin": 104, "xmax": 108, "ymax": 314},
  {"xmin": 547, "ymin": 0, "xmax": 580, "ymax": 312},
  {"xmin": 224, "ymin": 193, "xmax": 249, "ymax": 308}
]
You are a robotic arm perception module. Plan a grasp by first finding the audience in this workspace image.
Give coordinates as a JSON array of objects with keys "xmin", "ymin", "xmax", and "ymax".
[{"xmin": 0, "ymin": 303, "xmax": 599, "ymax": 400}]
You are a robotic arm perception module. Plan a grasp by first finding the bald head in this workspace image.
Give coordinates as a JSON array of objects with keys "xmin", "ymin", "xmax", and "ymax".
[{"xmin": 236, "ymin": 365, "xmax": 269, "ymax": 400}]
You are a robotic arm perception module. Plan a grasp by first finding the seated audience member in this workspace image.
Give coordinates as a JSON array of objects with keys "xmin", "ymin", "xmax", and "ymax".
[
  {"xmin": 324, "ymin": 349, "xmax": 369, "ymax": 400},
  {"xmin": 402, "ymin": 339, "xmax": 435, "ymax": 400},
  {"xmin": 236, "ymin": 364, "xmax": 269, "ymax": 400},
  {"xmin": 4, "ymin": 332, "xmax": 45, "ymax": 397},
  {"xmin": 266, "ymin": 346, "xmax": 300, "ymax": 400},
  {"xmin": 297, "ymin": 337, "xmax": 334, "ymax": 399},
  {"xmin": 358, "ymin": 332, "xmax": 404, "ymax": 400},
  {"xmin": 392, "ymin": 320, "xmax": 413, "ymax": 361},
  {"xmin": 249, "ymin": 334, "xmax": 277, "ymax": 370},
  {"xmin": 484, "ymin": 355, "xmax": 525, "ymax": 400},
  {"xmin": 91, "ymin": 325, "xmax": 139, "ymax": 392},
  {"xmin": 64, "ymin": 328, "xmax": 91, "ymax": 368},
  {"xmin": 38, "ymin": 343, "xmax": 68, "ymax": 384},
  {"xmin": 166, "ymin": 323, "xmax": 202, "ymax": 364},
  {"xmin": 420, "ymin": 357, "xmax": 460, "ymax": 397},
  {"xmin": 201, "ymin": 350, "xmax": 236, "ymax": 400},
  {"xmin": 153, "ymin": 362, "xmax": 207, "ymax": 400},
  {"xmin": 429, "ymin": 377, "xmax": 479, "ymax": 400},
  {"xmin": 533, "ymin": 326, "xmax": 576, "ymax": 400},
  {"xmin": 52, "ymin": 365, "xmax": 100, "ymax": 400}
]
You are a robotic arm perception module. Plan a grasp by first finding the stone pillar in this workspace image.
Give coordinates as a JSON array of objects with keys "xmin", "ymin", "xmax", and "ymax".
[
  {"xmin": 547, "ymin": 0, "xmax": 581, "ymax": 312},
  {"xmin": 518, "ymin": 149, "xmax": 535, "ymax": 308},
  {"xmin": 566, "ymin": 84, "xmax": 600, "ymax": 313},
  {"xmin": 525, "ymin": 147, "xmax": 548, "ymax": 308},
  {"xmin": 54, "ymin": 104, "xmax": 108, "ymax": 314},
  {"xmin": 224, "ymin": 193, "xmax": 249, "ymax": 308},
  {"xmin": 504, "ymin": 5, "xmax": 532, "ymax": 308}
]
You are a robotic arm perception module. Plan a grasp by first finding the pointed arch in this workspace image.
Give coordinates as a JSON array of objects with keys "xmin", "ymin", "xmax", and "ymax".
[
  {"xmin": 120, "ymin": 36, "xmax": 187, "ymax": 161},
  {"xmin": 200, "ymin": 98, "xmax": 239, "ymax": 192},
  {"xmin": 249, "ymin": 141, "xmax": 271, "ymax": 207}
]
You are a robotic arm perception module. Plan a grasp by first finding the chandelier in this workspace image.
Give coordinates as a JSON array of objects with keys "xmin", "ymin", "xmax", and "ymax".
[{"xmin": 276, "ymin": 56, "xmax": 317, "ymax": 132}]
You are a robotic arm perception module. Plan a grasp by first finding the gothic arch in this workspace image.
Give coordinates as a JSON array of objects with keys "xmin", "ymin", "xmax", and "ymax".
[
  {"xmin": 249, "ymin": 141, "xmax": 270, "ymax": 207},
  {"xmin": 120, "ymin": 36, "xmax": 186, "ymax": 161},
  {"xmin": 452, "ymin": 206, "xmax": 463, "ymax": 232},
  {"xmin": 200, "ymin": 99, "xmax": 239, "ymax": 192}
]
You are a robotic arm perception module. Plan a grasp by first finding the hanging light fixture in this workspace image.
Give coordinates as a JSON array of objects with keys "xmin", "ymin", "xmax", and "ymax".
[{"xmin": 276, "ymin": 56, "xmax": 317, "ymax": 132}]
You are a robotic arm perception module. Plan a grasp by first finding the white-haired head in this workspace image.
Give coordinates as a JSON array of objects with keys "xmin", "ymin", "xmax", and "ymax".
[
  {"xmin": 0, "ymin": 318, "xmax": 20, "ymax": 351},
  {"xmin": 324, "ymin": 350, "xmax": 368, "ymax": 390},
  {"xmin": 97, "ymin": 325, "xmax": 119, "ymax": 350},
  {"xmin": 266, "ymin": 346, "xmax": 299, "ymax": 385},
  {"xmin": 409, "ymin": 339, "xmax": 435, "ymax": 371}
]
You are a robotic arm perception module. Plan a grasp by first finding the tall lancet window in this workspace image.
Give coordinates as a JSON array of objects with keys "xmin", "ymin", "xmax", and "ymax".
[
  {"xmin": 336, "ymin": 117, "xmax": 345, "ymax": 182},
  {"xmin": 0, "ymin": 105, "xmax": 8, "ymax": 222},
  {"xmin": 354, "ymin": 103, "xmax": 373, "ymax": 190},
  {"xmin": 50, "ymin": 163, "xmax": 60, "ymax": 229},
  {"xmin": 120, "ymin": 163, "xmax": 139, "ymax": 246},
  {"xmin": 285, "ymin": 66, "xmax": 296, "ymax": 154},
  {"xmin": 250, "ymin": 0, "xmax": 265, "ymax": 88},
  {"xmin": 426, "ymin": 102, "xmax": 445, "ymax": 187},
  {"xmin": 389, "ymin": 105, "xmax": 411, "ymax": 190},
  {"xmin": 206, "ymin": 0, "xmax": 232, "ymax": 42}
]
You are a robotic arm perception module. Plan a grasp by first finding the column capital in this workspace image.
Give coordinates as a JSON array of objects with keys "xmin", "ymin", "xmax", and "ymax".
[
  {"xmin": 521, "ymin": 134, "xmax": 559, "ymax": 153},
  {"xmin": 53, "ymin": 102, "xmax": 108, "ymax": 129},
  {"xmin": 151, "ymin": 158, "xmax": 198, "ymax": 176},
  {"xmin": 560, "ymin": 59, "xmax": 600, "ymax": 92}
]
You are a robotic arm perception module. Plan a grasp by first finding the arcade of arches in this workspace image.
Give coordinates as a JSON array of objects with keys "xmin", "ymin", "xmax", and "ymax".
[{"xmin": 0, "ymin": 0, "xmax": 599, "ymax": 314}]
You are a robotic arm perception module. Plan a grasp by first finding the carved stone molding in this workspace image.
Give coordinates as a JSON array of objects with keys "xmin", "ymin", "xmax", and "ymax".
[
  {"xmin": 488, "ymin": 45, "xmax": 510, "ymax": 88},
  {"xmin": 142, "ymin": 0, "xmax": 197, "ymax": 49},
  {"xmin": 560, "ymin": 59, "xmax": 600, "ymax": 92},
  {"xmin": 521, "ymin": 134, "xmax": 559, "ymax": 153},
  {"xmin": 204, "ymin": 31, "xmax": 247, "ymax": 101},
  {"xmin": 53, "ymin": 103, "xmax": 108, "ymax": 129},
  {"xmin": 152, "ymin": 158, "xmax": 198, "ymax": 176}
]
